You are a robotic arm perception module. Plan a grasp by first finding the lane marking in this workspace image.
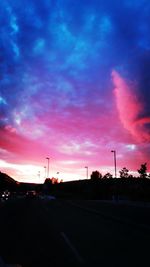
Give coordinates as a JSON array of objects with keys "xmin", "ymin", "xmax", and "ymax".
[{"xmin": 61, "ymin": 231, "xmax": 85, "ymax": 265}]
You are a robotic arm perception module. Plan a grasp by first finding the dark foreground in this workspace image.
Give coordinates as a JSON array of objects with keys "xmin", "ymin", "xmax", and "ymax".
[{"xmin": 0, "ymin": 198, "xmax": 150, "ymax": 267}]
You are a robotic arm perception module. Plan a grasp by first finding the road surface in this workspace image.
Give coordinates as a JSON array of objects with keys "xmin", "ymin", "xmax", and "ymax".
[{"xmin": 0, "ymin": 198, "xmax": 150, "ymax": 267}]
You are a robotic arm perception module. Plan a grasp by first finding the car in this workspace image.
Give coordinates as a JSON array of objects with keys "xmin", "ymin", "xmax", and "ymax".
[
  {"xmin": 1, "ymin": 190, "xmax": 10, "ymax": 202},
  {"xmin": 26, "ymin": 190, "xmax": 37, "ymax": 199},
  {"xmin": 39, "ymin": 194, "xmax": 56, "ymax": 200}
]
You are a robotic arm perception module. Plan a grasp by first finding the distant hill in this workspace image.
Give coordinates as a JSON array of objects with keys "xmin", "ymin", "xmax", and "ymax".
[
  {"xmin": 0, "ymin": 171, "xmax": 18, "ymax": 191},
  {"xmin": 0, "ymin": 171, "xmax": 43, "ymax": 193}
]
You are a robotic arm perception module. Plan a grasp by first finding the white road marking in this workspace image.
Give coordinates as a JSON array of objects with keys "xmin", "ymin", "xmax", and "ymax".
[{"xmin": 61, "ymin": 231, "xmax": 85, "ymax": 265}]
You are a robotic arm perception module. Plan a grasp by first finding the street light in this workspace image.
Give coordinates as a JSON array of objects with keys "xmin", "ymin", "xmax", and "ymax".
[
  {"xmin": 85, "ymin": 166, "xmax": 89, "ymax": 179},
  {"xmin": 44, "ymin": 166, "xmax": 46, "ymax": 179},
  {"xmin": 46, "ymin": 157, "xmax": 50, "ymax": 178},
  {"xmin": 38, "ymin": 171, "xmax": 40, "ymax": 183},
  {"xmin": 111, "ymin": 150, "xmax": 117, "ymax": 178}
]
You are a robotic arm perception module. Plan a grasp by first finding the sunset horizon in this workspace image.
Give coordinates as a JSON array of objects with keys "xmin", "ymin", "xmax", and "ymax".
[{"xmin": 0, "ymin": 0, "xmax": 150, "ymax": 183}]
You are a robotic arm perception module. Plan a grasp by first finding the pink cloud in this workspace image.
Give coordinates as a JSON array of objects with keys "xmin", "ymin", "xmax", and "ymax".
[
  {"xmin": 0, "ymin": 127, "xmax": 48, "ymax": 164},
  {"xmin": 112, "ymin": 70, "xmax": 150, "ymax": 142}
]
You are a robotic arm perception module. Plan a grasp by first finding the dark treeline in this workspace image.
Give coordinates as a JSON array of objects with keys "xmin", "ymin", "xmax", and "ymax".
[
  {"xmin": 44, "ymin": 163, "xmax": 150, "ymax": 201},
  {"xmin": 1, "ymin": 163, "xmax": 150, "ymax": 201},
  {"xmin": 48, "ymin": 177, "xmax": 150, "ymax": 201}
]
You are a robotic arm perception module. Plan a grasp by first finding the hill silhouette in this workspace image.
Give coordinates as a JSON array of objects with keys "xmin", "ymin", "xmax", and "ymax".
[{"xmin": 0, "ymin": 171, "xmax": 18, "ymax": 192}]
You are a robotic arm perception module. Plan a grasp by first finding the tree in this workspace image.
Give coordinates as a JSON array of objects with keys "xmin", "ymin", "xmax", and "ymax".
[
  {"xmin": 51, "ymin": 177, "xmax": 59, "ymax": 184},
  {"xmin": 103, "ymin": 173, "xmax": 113, "ymax": 179},
  {"xmin": 137, "ymin": 163, "xmax": 147, "ymax": 178},
  {"xmin": 128, "ymin": 174, "xmax": 134, "ymax": 179},
  {"xmin": 43, "ymin": 178, "xmax": 52, "ymax": 194},
  {"xmin": 119, "ymin": 167, "xmax": 129, "ymax": 178},
  {"xmin": 44, "ymin": 178, "xmax": 52, "ymax": 185},
  {"xmin": 91, "ymin": 170, "xmax": 102, "ymax": 181}
]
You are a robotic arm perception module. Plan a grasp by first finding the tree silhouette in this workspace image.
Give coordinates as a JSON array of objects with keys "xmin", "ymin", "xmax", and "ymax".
[
  {"xmin": 51, "ymin": 177, "xmax": 59, "ymax": 184},
  {"xmin": 137, "ymin": 163, "xmax": 147, "ymax": 178},
  {"xmin": 91, "ymin": 170, "xmax": 102, "ymax": 181},
  {"xmin": 44, "ymin": 178, "xmax": 52, "ymax": 185},
  {"xmin": 43, "ymin": 178, "xmax": 52, "ymax": 194},
  {"xmin": 119, "ymin": 167, "xmax": 129, "ymax": 178},
  {"xmin": 103, "ymin": 172, "xmax": 113, "ymax": 179}
]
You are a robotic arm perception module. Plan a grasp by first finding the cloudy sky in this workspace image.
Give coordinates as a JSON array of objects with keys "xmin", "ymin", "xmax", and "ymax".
[{"xmin": 0, "ymin": 0, "xmax": 150, "ymax": 182}]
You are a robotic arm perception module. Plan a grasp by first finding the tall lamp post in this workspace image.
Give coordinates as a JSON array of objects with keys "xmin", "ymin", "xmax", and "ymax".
[
  {"xmin": 46, "ymin": 157, "xmax": 50, "ymax": 178},
  {"xmin": 38, "ymin": 171, "xmax": 40, "ymax": 181},
  {"xmin": 85, "ymin": 166, "xmax": 89, "ymax": 179},
  {"xmin": 111, "ymin": 150, "xmax": 117, "ymax": 178},
  {"xmin": 44, "ymin": 166, "xmax": 46, "ymax": 179}
]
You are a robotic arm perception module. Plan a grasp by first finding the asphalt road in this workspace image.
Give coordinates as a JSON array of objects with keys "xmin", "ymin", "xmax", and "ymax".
[{"xmin": 0, "ymin": 198, "xmax": 150, "ymax": 267}]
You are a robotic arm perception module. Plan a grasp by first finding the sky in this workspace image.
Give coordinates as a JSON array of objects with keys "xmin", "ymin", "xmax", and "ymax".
[{"xmin": 0, "ymin": 0, "xmax": 150, "ymax": 183}]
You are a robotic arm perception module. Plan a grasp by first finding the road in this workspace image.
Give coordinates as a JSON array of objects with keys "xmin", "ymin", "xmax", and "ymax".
[{"xmin": 0, "ymin": 198, "xmax": 150, "ymax": 267}]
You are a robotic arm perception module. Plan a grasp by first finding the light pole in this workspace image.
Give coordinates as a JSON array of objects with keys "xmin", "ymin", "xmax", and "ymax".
[
  {"xmin": 46, "ymin": 157, "xmax": 50, "ymax": 178},
  {"xmin": 85, "ymin": 166, "xmax": 89, "ymax": 179},
  {"xmin": 38, "ymin": 171, "xmax": 40, "ymax": 182},
  {"xmin": 111, "ymin": 150, "xmax": 117, "ymax": 178},
  {"xmin": 44, "ymin": 166, "xmax": 46, "ymax": 179}
]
